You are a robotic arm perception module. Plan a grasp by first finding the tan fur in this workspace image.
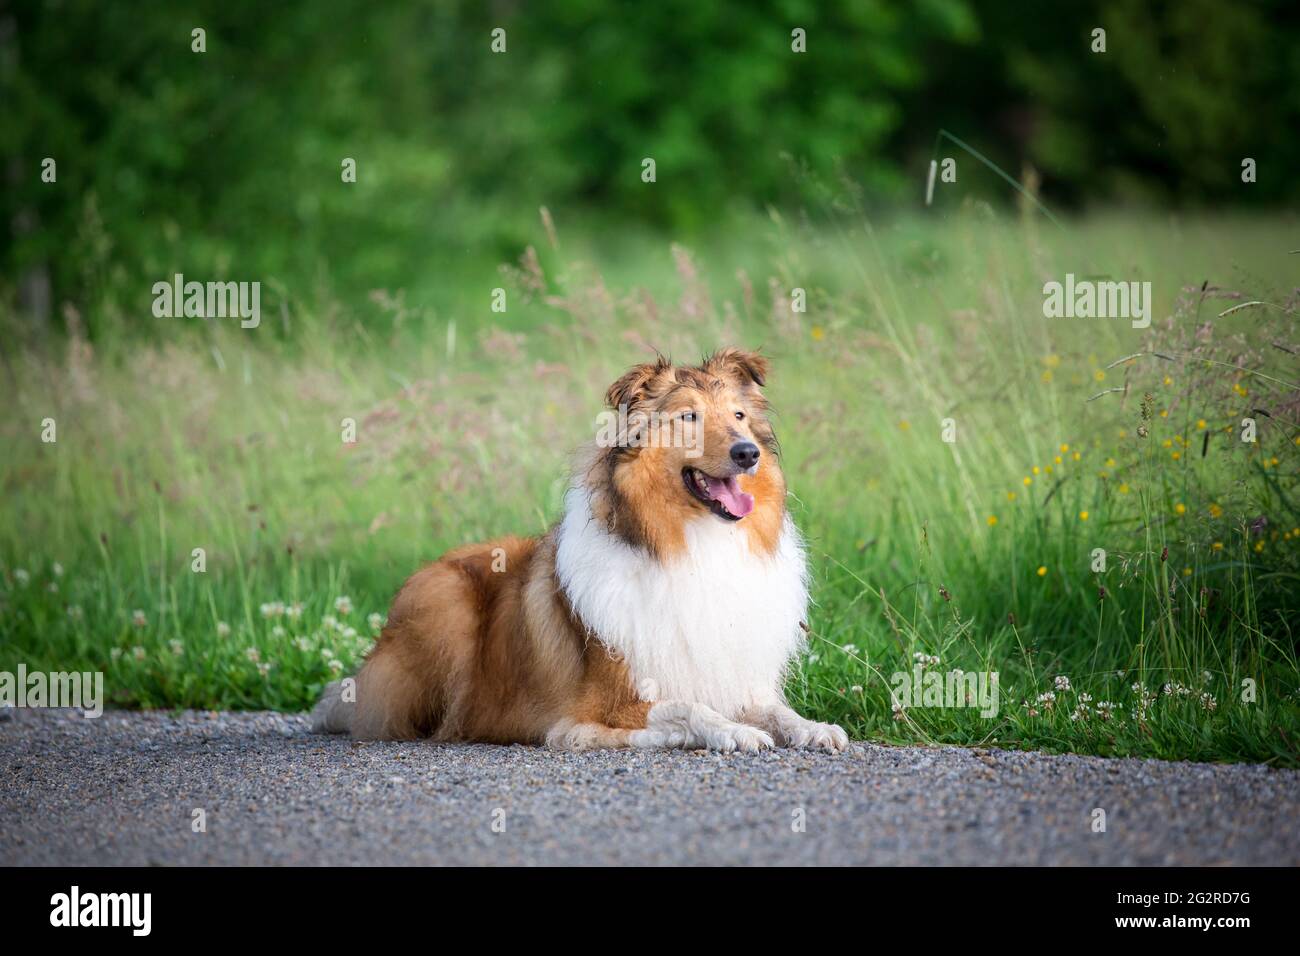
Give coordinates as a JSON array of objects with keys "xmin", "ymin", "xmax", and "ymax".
[{"xmin": 328, "ymin": 349, "xmax": 831, "ymax": 749}]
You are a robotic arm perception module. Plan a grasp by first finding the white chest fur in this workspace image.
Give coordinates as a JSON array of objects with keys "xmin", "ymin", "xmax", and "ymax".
[{"xmin": 554, "ymin": 486, "xmax": 809, "ymax": 718}]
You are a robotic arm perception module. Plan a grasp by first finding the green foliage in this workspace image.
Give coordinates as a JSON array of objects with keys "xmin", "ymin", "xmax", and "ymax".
[
  {"xmin": 2, "ymin": 3, "xmax": 1298, "ymax": 763},
  {"xmin": 3, "ymin": 1, "xmax": 1299, "ymax": 327},
  {"xmin": 2, "ymin": 210, "xmax": 1297, "ymax": 764}
]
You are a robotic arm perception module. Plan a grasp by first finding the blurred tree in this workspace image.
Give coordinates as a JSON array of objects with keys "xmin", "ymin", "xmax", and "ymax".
[{"xmin": 1, "ymin": 0, "xmax": 1295, "ymax": 335}]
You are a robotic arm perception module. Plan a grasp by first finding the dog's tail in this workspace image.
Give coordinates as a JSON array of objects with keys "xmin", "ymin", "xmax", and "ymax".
[{"xmin": 310, "ymin": 680, "xmax": 352, "ymax": 734}]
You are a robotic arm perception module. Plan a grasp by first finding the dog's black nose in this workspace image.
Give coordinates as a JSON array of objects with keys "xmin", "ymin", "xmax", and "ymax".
[{"xmin": 730, "ymin": 441, "xmax": 760, "ymax": 469}]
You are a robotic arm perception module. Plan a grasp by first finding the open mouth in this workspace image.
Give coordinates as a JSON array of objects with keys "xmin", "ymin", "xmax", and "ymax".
[{"xmin": 682, "ymin": 467, "xmax": 755, "ymax": 521}]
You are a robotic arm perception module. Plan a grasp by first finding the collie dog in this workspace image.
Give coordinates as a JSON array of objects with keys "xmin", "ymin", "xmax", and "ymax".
[{"xmin": 312, "ymin": 348, "xmax": 847, "ymax": 752}]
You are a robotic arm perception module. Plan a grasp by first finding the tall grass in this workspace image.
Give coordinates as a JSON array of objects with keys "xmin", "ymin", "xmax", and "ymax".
[{"xmin": 2, "ymin": 207, "xmax": 1297, "ymax": 764}]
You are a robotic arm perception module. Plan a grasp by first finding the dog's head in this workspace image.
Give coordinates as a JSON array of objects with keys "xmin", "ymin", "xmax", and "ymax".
[{"xmin": 586, "ymin": 348, "xmax": 786, "ymax": 556}]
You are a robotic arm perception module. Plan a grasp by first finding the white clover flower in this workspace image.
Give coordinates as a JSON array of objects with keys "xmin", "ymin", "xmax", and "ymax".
[
  {"xmin": 245, "ymin": 647, "xmax": 261, "ymax": 663},
  {"xmin": 1133, "ymin": 683, "xmax": 1158, "ymax": 720},
  {"xmin": 13, "ymin": 568, "xmax": 30, "ymax": 586},
  {"xmin": 1078, "ymin": 692, "xmax": 1092, "ymax": 704},
  {"xmin": 321, "ymin": 614, "xmax": 339, "ymax": 631},
  {"xmin": 327, "ymin": 658, "xmax": 344, "ymax": 673},
  {"xmin": 293, "ymin": 636, "xmax": 312, "ymax": 652},
  {"xmin": 1200, "ymin": 692, "xmax": 1217, "ymax": 712},
  {"xmin": 841, "ymin": 642, "xmax": 858, "ymax": 654},
  {"xmin": 169, "ymin": 639, "xmax": 184, "ymax": 656},
  {"xmin": 334, "ymin": 596, "xmax": 353, "ymax": 616},
  {"xmin": 257, "ymin": 662, "xmax": 272, "ymax": 677},
  {"xmin": 131, "ymin": 609, "xmax": 147, "ymax": 628},
  {"xmin": 1201, "ymin": 670, "xmax": 1213, "ymax": 685},
  {"xmin": 110, "ymin": 647, "xmax": 123, "ymax": 661},
  {"xmin": 367, "ymin": 612, "xmax": 384, "ymax": 632},
  {"xmin": 850, "ymin": 685, "xmax": 863, "ymax": 694},
  {"xmin": 1054, "ymin": 675, "xmax": 1071, "ymax": 692},
  {"xmin": 271, "ymin": 625, "xmax": 286, "ymax": 638},
  {"xmin": 66, "ymin": 605, "xmax": 83, "ymax": 620},
  {"xmin": 287, "ymin": 602, "xmax": 305, "ymax": 620},
  {"xmin": 260, "ymin": 601, "xmax": 285, "ymax": 619},
  {"xmin": 52, "ymin": 562, "xmax": 64, "ymax": 577},
  {"xmin": 341, "ymin": 625, "xmax": 357, "ymax": 640},
  {"xmin": 132, "ymin": 646, "xmax": 146, "ymax": 661},
  {"xmin": 47, "ymin": 581, "xmax": 59, "ymax": 593},
  {"xmin": 321, "ymin": 647, "xmax": 336, "ymax": 661},
  {"xmin": 216, "ymin": 621, "xmax": 231, "ymax": 638}
]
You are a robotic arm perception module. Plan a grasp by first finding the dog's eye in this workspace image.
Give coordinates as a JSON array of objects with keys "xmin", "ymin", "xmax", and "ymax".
[
  {"xmin": 734, "ymin": 411, "xmax": 745, "ymax": 420},
  {"xmin": 682, "ymin": 411, "xmax": 697, "ymax": 422}
]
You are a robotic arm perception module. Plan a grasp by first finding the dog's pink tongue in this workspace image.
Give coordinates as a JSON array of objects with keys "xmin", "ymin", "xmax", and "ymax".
[{"xmin": 705, "ymin": 475, "xmax": 754, "ymax": 517}]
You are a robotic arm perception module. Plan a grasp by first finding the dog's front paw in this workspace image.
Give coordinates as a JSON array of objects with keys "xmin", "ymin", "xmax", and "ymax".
[
  {"xmin": 779, "ymin": 717, "xmax": 849, "ymax": 752},
  {"xmin": 701, "ymin": 722, "xmax": 775, "ymax": 754},
  {"xmin": 547, "ymin": 722, "xmax": 601, "ymax": 751}
]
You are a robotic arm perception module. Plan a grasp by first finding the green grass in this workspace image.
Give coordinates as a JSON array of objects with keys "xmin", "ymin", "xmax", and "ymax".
[{"xmin": 2, "ymin": 206, "xmax": 1298, "ymax": 765}]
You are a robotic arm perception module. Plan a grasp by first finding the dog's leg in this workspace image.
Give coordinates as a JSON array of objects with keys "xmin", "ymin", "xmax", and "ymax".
[
  {"xmin": 310, "ymin": 680, "xmax": 351, "ymax": 734},
  {"xmin": 544, "ymin": 719, "xmax": 676, "ymax": 750},
  {"xmin": 738, "ymin": 701, "xmax": 848, "ymax": 752},
  {"xmin": 545, "ymin": 701, "xmax": 774, "ymax": 752},
  {"xmin": 636, "ymin": 701, "xmax": 774, "ymax": 753}
]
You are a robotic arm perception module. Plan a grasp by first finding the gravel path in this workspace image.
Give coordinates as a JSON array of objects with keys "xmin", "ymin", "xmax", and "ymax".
[{"xmin": 2, "ymin": 708, "xmax": 1297, "ymax": 866}]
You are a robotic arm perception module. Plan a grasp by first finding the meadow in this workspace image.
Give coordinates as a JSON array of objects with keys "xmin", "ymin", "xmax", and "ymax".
[{"xmin": 2, "ymin": 205, "xmax": 1298, "ymax": 764}]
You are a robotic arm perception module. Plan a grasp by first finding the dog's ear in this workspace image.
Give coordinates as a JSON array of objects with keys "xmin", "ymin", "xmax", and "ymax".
[
  {"xmin": 705, "ymin": 348, "xmax": 768, "ymax": 388},
  {"xmin": 605, "ymin": 357, "xmax": 669, "ymax": 409}
]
